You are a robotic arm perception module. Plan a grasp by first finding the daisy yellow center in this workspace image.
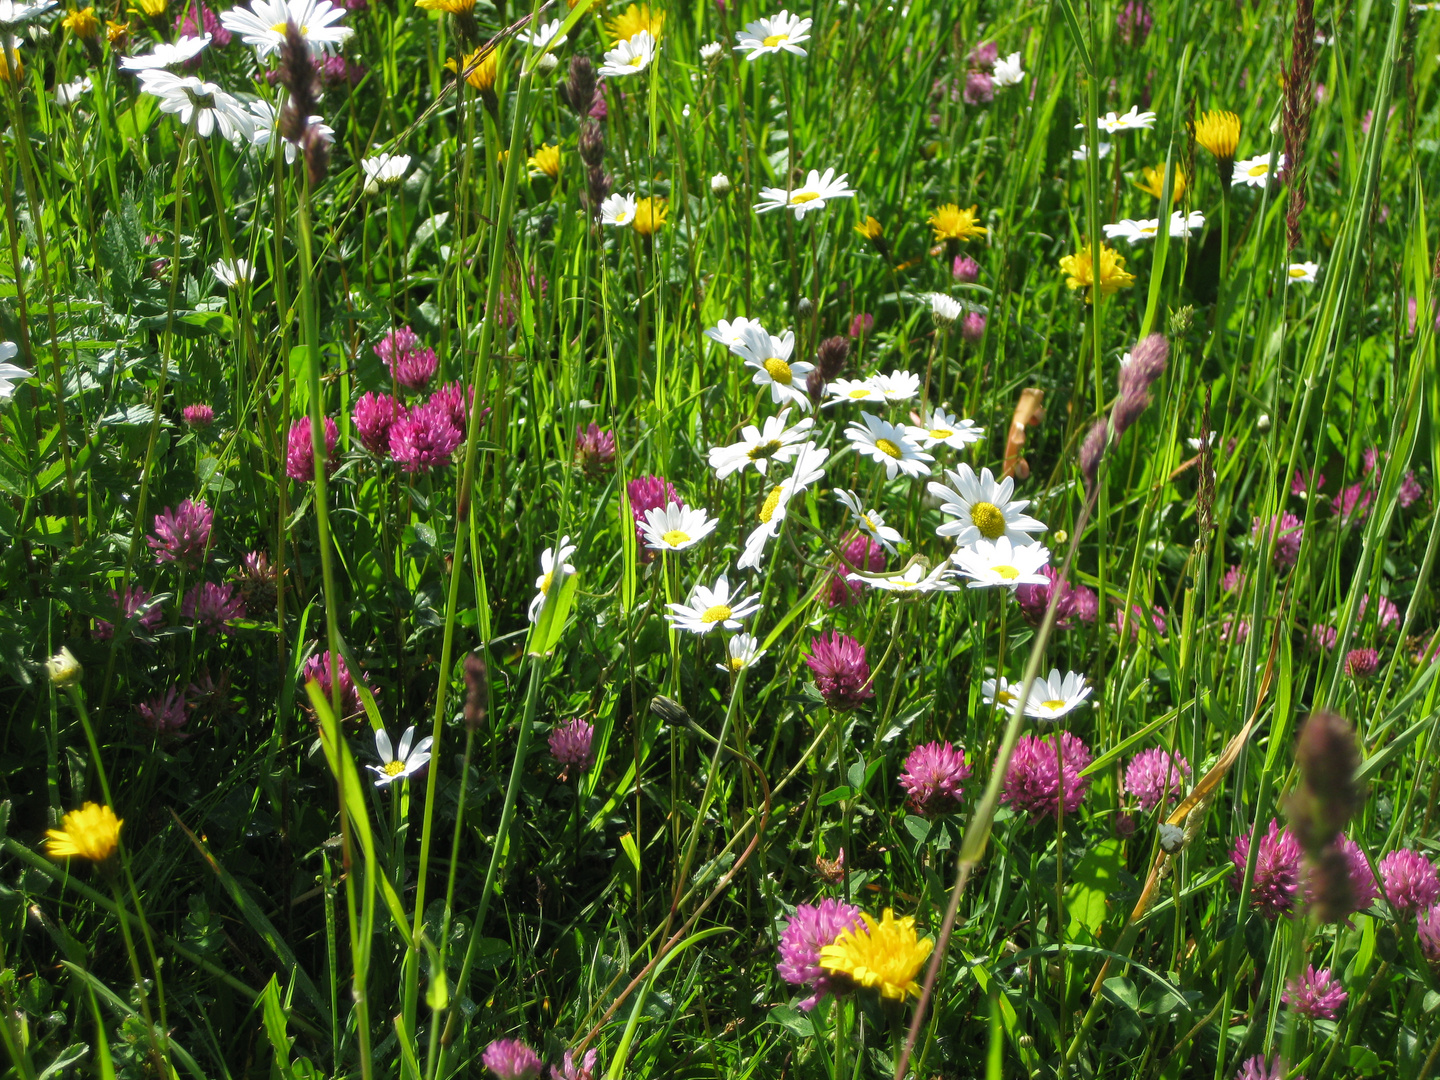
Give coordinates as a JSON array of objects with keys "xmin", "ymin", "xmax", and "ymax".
[
  {"xmin": 1042, "ymin": 699, "xmax": 1067, "ymax": 710},
  {"xmin": 727, "ymin": 657, "xmax": 746, "ymax": 672},
  {"xmin": 748, "ymin": 438, "xmax": 783, "ymax": 460},
  {"xmin": 662, "ymin": 529, "xmax": 691, "ymax": 546},
  {"xmin": 929, "ymin": 427, "xmax": 953, "ymax": 439},
  {"xmin": 628, "ymin": 54, "xmax": 644, "ymax": 66},
  {"xmin": 875, "ymin": 438, "xmax": 902, "ymax": 459},
  {"xmin": 1139, "ymin": 224, "xmax": 1157, "ymax": 235},
  {"xmin": 970, "ymin": 501, "xmax": 1007, "ymax": 539},
  {"xmin": 789, "ymin": 191, "xmax": 820, "ymax": 205},
  {"xmin": 762, "ymin": 32, "xmax": 788, "ymax": 45},
  {"xmin": 861, "ymin": 513, "xmax": 877, "ymax": 531},
  {"xmin": 540, "ymin": 570, "xmax": 554, "ymax": 595},
  {"xmin": 995, "ymin": 690, "xmax": 1014, "ymax": 704},
  {"xmin": 993, "ymin": 564, "xmax": 1020, "ymax": 580},
  {"xmin": 1288, "ymin": 266, "xmax": 1308, "ymax": 278},
  {"xmin": 763, "ymin": 358, "xmax": 793, "ymax": 384},
  {"xmin": 271, "ymin": 21, "xmax": 308, "ymax": 32},
  {"xmin": 383, "ymin": 759, "xmax": 407, "ymax": 776},
  {"xmin": 1247, "ymin": 163, "xmax": 1267, "ymax": 177},
  {"xmin": 701, "ymin": 604, "xmax": 733, "ymax": 623},
  {"xmin": 758, "ymin": 486, "xmax": 784, "ymax": 523},
  {"xmin": 848, "ymin": 388, "xmax": 871, "ymax": 398}
]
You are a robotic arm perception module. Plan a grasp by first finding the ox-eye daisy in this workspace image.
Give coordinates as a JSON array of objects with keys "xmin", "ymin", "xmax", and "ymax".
[
  {"xmin": 708, "ymin": 407, "xmax": 815, "ymax": 478},
  {"xmin": 369, "ymin": 726, "xmax": 434, "ymax": 786},
  {"xmin": 834, "ymin": 489, "xmax": 905, "ymax": 553},
  {"xmin": 640, "ymin": 502, "xmax": 718, "ymax": 552},
  {"xmin": 1103, "ymin": 210, "xmax": 1205, "ymax": 243},
  {"xmin": 738, "ymin": 443, "xmax": 828, "ymax": 569},
  {"xmin": 929, "ymin": 464, "xmax": 1045, "ymax": 548},
  {"xmin": 872, "ymin": 370, "xmax": 920, "ymax": 403},
  {"xmin": 704, "ymin": 316, "xmax": 762, "ymax": 348},
  {"xmin": 717, "ymin": 633, "xmax": 766, "ymax": 673},
  {"xmin": 980, "ymin": 676, "xmax": 1018, "ymax": 708},
  {"xmin": 1023, "ymin": 669, "xmax": 1092, "ymax": 720},
  {"xmin": 220, "ymin": 0, "xmax": 354, "ymax": 59},
  {"xmin": 1081, "ymin": 106, "xmax": 1156, "ymax": 132},
  {"xmin": 735, "ymin": 9, "xmax": 810, "ymax": 57},
  {"xmin": 1287, "ymin": 261, "xmax": 1319, "ymax": 284},
  {"xmin": 849, "ymin": 558, "xmax": 958, "ymax": 594},
  {"xmin": 1232, "ymin": 152, "xmax": 1286, "ymax": 187},
  {"xmin": 950, "ymin": 536, "xmax": 1051, "ymax": 588},
  {"xmin": 846, "ymin": 413, "xmax": 933, "ymax": 480},
  {"xmin": 119, "ymin": 34, "xmax": 210, "ymax": 69},
  {"xmin": 527, "ymin": 535, "xmax": 577, "ymax": 622},
  {"xmin": 667, "ymin": 573, "xmax": 761, "ymax": 634},
  {"xmin": 825, "ymin": 377, "xmax": 886, "ymax": 405},
  {"xmin": 599, "ymin": 29, "xmax": 655, "ymax": 77},
  {"xmin": 754, "ymin": 168, "xmax": 855, "ymax": 219},
  {"xmin": 905, "ymin": 408, "xmax": 984, "ymax": 451},
  {"xmin": 600, "ymin": 193, "xmax": 638, "ymax": 226},
  {"xmin": 732, "ymin": 323, "xmax": 815, "ymax": 410}
]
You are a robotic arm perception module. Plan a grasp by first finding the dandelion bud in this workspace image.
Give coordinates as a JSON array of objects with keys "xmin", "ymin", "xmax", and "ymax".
[
  {"xmin": 47, "ymin": 647, "xmax": 82, "ymax": 688},
  {"xmin": 815, "ymin": 335, "xmax": 850, "ymax": 379},
  {"xmin": 564, "ymin": 55, "xmax": 595, "ymax": 114},
  {"xmin": 578, "ymin": 121, "xmax": 606, "ymax": 168},
  {"xmin": 710, "ymin": 172, "xmax": 731, "ymax": 195},
  {"xmin": 462, "ymin": 651, "xmax": 488, "ymax": 733},
  {"xmin": 1080, "ymin": 420, "xmax": 1107, "ymax": 492},
  {"xmin": 959, "ymin": 311, "xmax": 986, "ymax": 342}
]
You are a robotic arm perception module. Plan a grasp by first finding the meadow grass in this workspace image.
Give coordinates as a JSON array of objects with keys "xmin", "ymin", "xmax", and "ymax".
[{"xmin": 1, "ymin": 0, "xmax": 1439, "ymax": 1077}]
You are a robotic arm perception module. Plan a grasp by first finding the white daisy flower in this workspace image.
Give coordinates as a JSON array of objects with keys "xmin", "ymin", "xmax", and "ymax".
[
  {"xmin": 639, "ymin": 501, "xmax": 719, "ymax": 553},
  {"xmin": 214, "ymin": 259, "xmax": 254, "ymax": 288},
  {"xmin": 834, "ymin": 488, "xmax": 905, "ymax": 553},
  {"xmin": 905, "ymin": 408, "xmax": 985, "ymax": 451},
  {"xmin": 361, "ymin": 152, "xmax": 410, "ymax": 195},
  {"xmin": 980, "ymin": 675, "xmax": 1019, "ymax": 708},
  {"xmin": 873, "ymin": 369, "xmax": 921, "ymax": 403},
  {"xmin": 1080, "ymin": 106, "xmax": 1156, "ymax": 133},
  {"xmin": 136, "ymin": 70, "xmax": 255, "ymax": 142},
  {"xmin": 737, "ymin": 442, "xmax": 828, "ymax": 569},
  {"xmin": 599, "ymin": 29, "xmax": 656, "ymax": 77},
  {"xmin": 220, "ymin": 0, "xmax": 353, "ymax": 58},
  {"xmin": 119, "ymin": 34, "xmax": 211, "ymax": 69},
  {"xmin": 992, "ymin": 51, "xmax": 1024, "ymax": 87},
  {"xmin": 1232, "ymin": 152, "xmax": 1286, "ymax": 187},
  {"xmin": 1103, "ymin": 210, "xmax": 1205, "ymax": 243},
  {"xmin": 527, "ymin": 535, "xmax": 577, "ymax": 623},
  {"xmin": 848, "ymin": 558, "xmax": 958, "ymax": 594},
  {"xmin": 928, "ymin": 292, "xmax": 963, "ymax": 325},
  {"xmin": 717, "ymin": 632, "xmax": 765, "ymax": 673},
  {"xmin": 666, "ymin": 572, "xmax": 761, "ymax": 634},
  {"xmin": 1071, "ymin": 142, "xmax": 1113, "ymax": 160},
  {"xmin": 928, "ymin": 463, "xmax": 1045, "ymax": 547},
  {"xmin": 732, "ymin": 323, "xmax": 815, "ymax": 410},
  {"xmin": 703, "ymin": 316, "xmax": 762, "ymax": 348},
  {"xmin": 846, "ymin": 412, "xmax": 932, "ymax": 479},
  {"xmin": 518, "ymin": 17, "xmax": 567, "ymax": 49},
  {"xmin": 734, "ymin": 9, "xmax": 811, "ymax": 57},
  {"xmin": 0, "ymin": 341, "xmax": 32, "ymax": 402},
  {"xmin": 248, "ymin": 99, "xmax": 332, "ymax": 164},
  {"xmin": 825, "ymin": 377, "xmax": 886, "ymax": 405},
  {"xmin": 1185, "ymin": 431, "xmax": 1217, "ymax": 451},
  {"xmin": 600, "ymin": 192, "xmax": 638, "ymax": 226},
  {"xmin": 0, "ymin": 0, "xmax": 55, "ymax": 29},
  {"xmin": 1023, "ymin": 669, "xmax": 1092, "ymax": 720},
  {"xmin": 699, "ymin": 41, "xmax": 723, "ymax": 61},
  {"xmin": 707, "ymin": 407, "xmax": 815, "ymax": 479},
  {"xmin": 950, "ymin": 536, "xmax": 1051, "ymax": 589},
  {"xmin": 368, "ymin": 725, "xmax": 434, "ymax": 786},
  {"xmin": 753, "ymin": 167, "xmax": 855, "ymax": 219},
  {"xmin": 54, "ymin": 76, "xmax": 92, "ymax": 104},
  {"xmin": 1286, "ymin": 261, "xmax": 1319, "ymax": 284}
]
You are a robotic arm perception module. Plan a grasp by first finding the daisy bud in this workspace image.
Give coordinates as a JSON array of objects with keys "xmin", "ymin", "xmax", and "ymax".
[
  {"xmin": 47, "ymin": 647, "xmax": 82, "ymax": 688},
  {"xmin": 462, "ymin": 651, "xmax": 488, "ymax": 733},
  {"xmin": 710, "ymin": 172, "xmax": 731, "ymax": 195},
  {"xmin": 815, "ymin": 336, "xmax": 849, "ymax": 379},
  {"xmin": 564, "ymin": 55, "xmax": 595, "ymax": 114},
  {"xmin": 535, "ymin": 52, "xmax": 558, "ymax": 73},
  {"xmin": 796, "ymin": 297, "xmax": 814, "ymax": 320},
  {"xmin": 578, "ymin": 121, "xmax": 605, "ymax": 168}
]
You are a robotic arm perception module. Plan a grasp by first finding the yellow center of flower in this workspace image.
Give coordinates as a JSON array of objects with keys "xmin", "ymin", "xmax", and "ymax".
[
  {"xmin": 762, "ymin": 32, "xmax": 788, "ymax": 45},
  {"xmin": 748, "ymin": 438, "xmax": 782, "ymax": 460},
  {"xmin": 763, "ymin": 358, "xmax": 793, "ymax": 384},
  {"xmin": 789, "ymin": 191, "xmax": 820, "ymax": 204},
  {"xmin": 875, "ymin": 438, "xmax": 902, "ymax": 459},
  {"xmin": 1042, "ymin": 699, "xmax": 1067, "ymax": 710},
  {"xmin": 628, "ymin": 53, "xmax": 645, "ymax": 66},
  {"xmin": 758, "ymin": 486, "xmax": 784, "ymax": 523},
  {"xmin": 861, "ymin": 513, "xmax": 877, "ymax": 531},
  {"xmin": 970, "ymin": 501, "xmax": 1006, "ymax": 539},
  {"xmin": 540, "ymin": 570, "xmax": 554, "ymax": 595},
  {"xmin": 848, "ymin": 388, "xmax": 871, "ymax": 398},
  {"xmin": 701, "ymin": 604, "xmax": 733, "ymax": 623},
  {"xmin": 384, "ymin": 759, "xmax": 406, "ymax": 776},
  {"xmin": 1139, "ymin": 224, "xmax": 1157, "ymax": 235},
  {"xmin": 1247, "ymin": 162, "xmax": 1268, "ymax": 177},
  {"xmin": 1288, "ymin": 265, "xmax": 1308, "ymax": 278},
  {"xmin": 994, "ymin": 564, "xmax": 1020, "ymax": 580},
  {"xmin": 271, "ymin": 21, "xmax": 308, "ymax": 32},
  {"xmin": 995, "ymin": 690, "xmax": 1014, "ymax": 704},
  {"xmin": 662, "ymin": 529, "xmax": 690, "ymax": 546},
  {"xmin": 727, "ymin": 657, "xmax": 746, "ymax": 672},
  {"xmin": 929, "ymin": 427, "xmax": 953, "ymax": 439}
]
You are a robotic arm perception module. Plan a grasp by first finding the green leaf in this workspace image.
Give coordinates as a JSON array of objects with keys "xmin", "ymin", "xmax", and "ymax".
[{"xmin": 1065, "ymin": 838, "xmax": 1123, "ymax": 942}]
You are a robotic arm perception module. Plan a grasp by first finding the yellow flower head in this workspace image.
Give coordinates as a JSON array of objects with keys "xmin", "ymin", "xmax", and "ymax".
[
  {"xmin": 819, "ymin": 909, "xmax": 934, "ymax": 1001},
  {"xmin": 0, "ymin": 42, "xmax": 22, "ymax": 85},
  {"xmin": 929, "ymin": 203, "xmax": 987, "ymax": 244},
  {"xmin": 608, "ymin": 3, "xmax": 663, "ymax": 42},
  {"xmin": 1059, "ymin": 242, "xmax": 1135, "ymax": 301},
  {"xmin": 854, "ymin": 216, "xmax": 884, "ymax": 242},
  {"xmin": 527, "ymin": 143, "xmax": 561, "ymax": 179},
  {"xmin": 633, "ymin": 196, "xmax": 668, "ymax": 236},
  {"xmin": 416, "ymin": 0, "xmax": 476, "ymax": 13},
  {"xmin": 1192, "ymin": 109, "xmax": 1241, "ymax": 163},
  {"xmin": 446, "ymin": 45, "xmax": 499, "ymax": 91},
  {"xmin": 106, "ymin": 19, "xmax": 130, "ymax": 44},
  {"xmin": 46, "ymin": 803, "xmax": 123, "ymax": 863},
  {"xmin": 1135, "ymin": 163, "xmax": 1187, "ymax": 203},
  {"xmin": 62, "ymin": 7, "xmax": 101, "ymax": 37},
  {"xmin": 132, "ymin": 0, "xmax": 167, "ymax": 17}
]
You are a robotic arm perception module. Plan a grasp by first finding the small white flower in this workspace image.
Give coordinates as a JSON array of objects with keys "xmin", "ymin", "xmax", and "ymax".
[
  {"xmin": 1158, "ymin": 823, "xmax": 1187, "ymax": 853},
  {"xmin": 666, "ymin": 572, "xmax": 761, "ymax": 634},
  {"xmin": 0, "ymin": 0, "xmax": 56, "ymax": 29},
  {"xmin": 534, "ymin": 52, "xmax": 559, "ymax": 73},
  {"xmin": 599, "ymin": 29, "xmax": 656, "ymax": 77},
  {"xmin": 1286, "ymin": 261, "xmax": 1319, "ymax": 284},
  {"xmin": 737, "ymin": 442, "xmax": 828, "ymax": 569},
  {"xmin": 1023, "ymin": 669, "xmax": 1092, "ymax": 720},
  {"xmin": 905, "ymin": 408, "xmax": 985, "ymax": 451},
  {"xmin": 1185, "ymin": 431, "xmax": 1218, "ymax": 451},
  {"xmin": 120, "ymin": 34, "xmax": 212, "ymax": 69},
  {"xmin": 1079, "ymin": 106, "xmax": 1156, "ymax": 133},
  {"xmin": 825, "ymin": 377, "xmax": 886, "ymax": 405},
  {"xmin": 950, "ymin": 536, "xmax": 1051, "ymax": 589},
  {"xmin": 717, "ymin": 632, "xmax": 765, "ymax": 673},
  {"xmin": 54, "ymin": 76, "xmax": 92, "ymax": 104},
  {"xmin": 992, "ymin": 51, "xmax": 1024, "ymax": 87},
  {"xmin": 703, "ymin": 316, "xmax": 761, "ymax": 348},
  {"xmin": 707, "ymin": 407, "xmax": 815, "ymax": 479},
  {"xmin": 710, "ymin": 172, "xmax": 732, "ymax": 194},
  {"xmin": 834, "ymin": 488, "xmax": 905, "ymax": 553},
  {"xmin": 732, "ymin": 323, "xmax": 815, "ymax": 411},
  {"xmin": 214, "ymin": 259, "xmax": 254, "ymax": 288},
  {"xmin": 136, "ymin": 70, "xmax": 255, "ymax": 143},
  {"xmin": 699, "ymin": 41, "xmax": 723, "ymax": 62},
  {"xmin": 845, "ymin": 412, "xmax": 933, "ymax": 480},
  {"xmin": 980, "ymin": 675, "xmax": 1018, "ymax": 708},
  {"xmin": 527, "ymin": 535, "xmax": 577, "ymax": 623},
  {"xmin": 1232, "ymin": 152, "xmax": 1286, "ymax": 188},
  {"xmin": 248, "ymin": 100, "xmax": 333, "ymax": 164},
  {"xmin": 0, "ymin": 340, "xmax": 32, "ymax": 402},
  {"xmin": 518, "ymin": 17, "xmax": 567, "ymax": 49},
  {"xmin": 220, "ymin": 0, "xmax": 353, "ymax": 59},
  {"xmin": 872, "ymin": 369, "xmax": 920, "ymax": 403},
  {"xmin": 639, "ymin": 501, "xmax": 719, "ymax": 553},
  {"xmin": 46, "ymin": 646, "xmax": 81, "ymax": 687},
  {"xmin": 1072, "ymin": 142, "xmax": 1113, "ymax": 160},
  {"xmin": 849, "ymin": 558, "xmax": 958, "ymax": 594},
  {"xmin": 928, "ymin": 292, "xmax": 964, "ymax": 325},
  {"xmin": 1103, "ymin": 210, "xmax": 1205, "ymax": 243},
  {"xmin": 734, "ymin": 9, "xmax": 812, "ymax": 57},
  {"xmin": 362, "ymin": 152, "xmax": 410, "ymax": 195},
  {"xmin": 368, "ymin": 726, "xmax": 434, "ymax": 786},
  {"xmin": 929, "ymin": 463, "xmax": 1045, "ymax": 548},
  {"xmin": 600, "ymin": 192, "xmax": 638, "ymax": 226},
  {"xmin": 753, "ymin": 167, "xmax": 855, "ymax": 219}
]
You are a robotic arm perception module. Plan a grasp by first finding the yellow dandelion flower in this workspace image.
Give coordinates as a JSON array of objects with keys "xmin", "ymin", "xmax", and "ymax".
[
  {"xmin": 1192, "ymin": 109, "xmax": 1241, "ymax": 164},
  {"xmin": 633, "ymin": 196, "xmax": 668, "ymax": 236},
  {"xmin": 527, "ymin": 143, "xmax": 561, "ymax": 179},
  {"xmin": 1059, "ymin": 243, "xmax": 1135, "ymax": 301},
  {"xmin": 855, "ymin": 216, "xmax": 884, "ymax": 241},
  {"xmin": 106, "ymin": 19, "xmax": 130, "ymax": 43},
  {"xmin": 45, "ymin": 803, "xmax": 123, "ymax": 863},
  {"xmin": 132, "ymin": 0, "xmax": 167, "ymax": 17},
  {"xmin": 928, "ymin": 203, "xmax": 987, "ymax": 244},
  {"xmin": 1135, "ymin": 163, "xmax": 1187, "ymax": 203},
  {"xmin": 446, "ymin": 45, "xmax": 499, "ymax": 91},
  {"xmin": 416, "ymin": 0, "xmax": 476, "ymax": 13},
  {"xmin": 607, "ymin": 2, "xmax": 663, "ymax": 42},
  {"xmin": 62, "ymin": 7, "xmax": 101, "ymax": 37},
  {"xmin": 819, "ymin": 909, "xmax": 934, "ymax": 1001}
]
